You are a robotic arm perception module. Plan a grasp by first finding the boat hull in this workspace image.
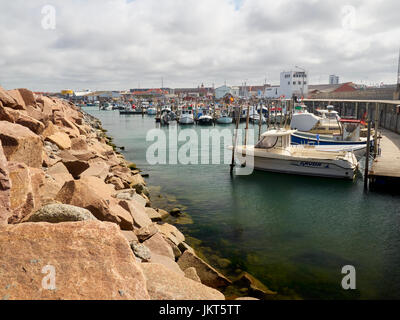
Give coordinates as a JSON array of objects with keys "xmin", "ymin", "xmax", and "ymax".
[
  {"xmin": 216, "ymin": 117, "xmax": 233, "ymax": 124},
  {"xmin": 179, "ymin": 116, "xmax": 195, "ymax": 125},
  {"xmin": 198, "ymin": 117, "xmax": 213, "ymax": 125},
  {"xmin": 251, "ymin": 156, "xmax": 356, "ymax": 180}
]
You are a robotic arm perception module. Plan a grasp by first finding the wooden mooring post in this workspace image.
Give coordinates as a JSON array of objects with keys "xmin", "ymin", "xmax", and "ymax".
[
  {"xmin": 230, "ymin": 105, "xmax": 242, "ymax": 175},
  {"xmin": 364, "ymin": 120, "xmax": 372, "ymax": 191}
]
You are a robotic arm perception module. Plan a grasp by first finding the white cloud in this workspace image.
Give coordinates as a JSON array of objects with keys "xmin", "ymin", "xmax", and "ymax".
[{"xmin": 0, "ymin": 0, "xmax": 399, "ymax": 91}]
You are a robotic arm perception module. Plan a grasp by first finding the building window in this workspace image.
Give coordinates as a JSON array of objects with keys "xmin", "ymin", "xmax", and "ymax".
[
  {"xmin": 288, "ymin": 81, "xmax": 290, "ymax": 85},
  {"xmin": 304, "ymin": 81, "xmax": 307, "ymax": 84},
  {"xmin": 298, "ymin": 81, "xmax": 301, "ymax": 85},
  {"xmin": 293, "ymin": 82, "xmax": 296, "ymax": 85}
]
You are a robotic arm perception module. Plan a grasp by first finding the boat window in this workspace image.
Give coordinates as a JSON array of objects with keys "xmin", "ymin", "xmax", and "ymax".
[{"xmin": 255, "ymin": 136, "xmax": 278, "ymax": 149}]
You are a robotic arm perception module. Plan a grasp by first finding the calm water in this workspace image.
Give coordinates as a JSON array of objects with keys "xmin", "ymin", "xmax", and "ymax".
[{"xmin": 87, "ymin": 108, "xmax": 400, "ymax": 300}]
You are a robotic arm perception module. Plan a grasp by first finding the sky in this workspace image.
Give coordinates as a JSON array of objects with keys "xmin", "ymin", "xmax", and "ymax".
[{"xmin": 0, "ymin": 0, "xmax": 399, "ymax": 92}]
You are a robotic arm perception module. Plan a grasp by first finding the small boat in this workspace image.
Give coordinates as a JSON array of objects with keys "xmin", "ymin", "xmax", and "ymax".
[
  {"xmin": 249, "ymin": 107, "xmax": 266, "ymax": 124},
  {"xmin": 231, "ymin": 129, "xmax": 358, "ymax": 180},
  {"xmin": 269, "ymin": 107, "xmax": 283, "ymax": 124},
  {"xmin": 179, "ymin": 107, "xmax": 195, "ymax": 125},
  {"xmin": 216, "ymin": 110, "xmax": 233, "ymax": 124},
  {"xmin": 197, "ymin": 108, "xmax": 213, "ymax": 125},
  {"xmin": 101, "ymin": 103, "xmax": 113, "ymax": 111},
  {"xmin": 147, "ymin": 107, "xmax": 157, "ymax": 115}
]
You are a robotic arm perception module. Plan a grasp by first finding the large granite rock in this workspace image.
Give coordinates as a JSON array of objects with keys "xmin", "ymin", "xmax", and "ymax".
[
  {"xmin": 55, "ymin": 179, "xmax": 134, "ymax": 230},
  {"xmin": 177, "ymin": 251, "xmax": 232, "ymax": 289},
  {"xmin": 143, "ymin": 232, "xmax": 175, "ymax": 261},
  {"xmin": 141, "ymin": 263, "xmax": 224, "ymax": 300},
  {"xmin": 0, "ymin": 86, "xmax": 18, "ymax": 108},
  {"xmin": 157, "ymin": 223, "xmax": 185, "ymax": 246},
  {"xmin": 0, "ymin": 221, "xmax": 150, "ymax": 299},
  {"xmin": 46, "ymin": 132, "xmax": 72, "ymax": 150},
  {"xmin": 7, "ymin": 88, "xmax": 36, "ymax": 110},
  {"xmin": 0, "ymin": 141, "xmax": 11, "ymax": 225},
  {"xmin": 118, "ymin": 200, "xmax": 152, "ymax": 229},
  {"xmin": 0, "ymin": 121, "xmax": 43, "ymax": 168},
  {"xmin": 24, "ymin": 203, "xmax": 96, "ymax": 223},
  {"xmin": 8, "ymin": 162, "xmax": 44, "ymax": 224}
]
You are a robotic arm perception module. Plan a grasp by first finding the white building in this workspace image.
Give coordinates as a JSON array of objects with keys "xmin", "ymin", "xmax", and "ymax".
[
  {"xmin": 215, "ymin": 85, "xmax": 232, "ymax": 99},
  {"xmin": 230, "ymin": 86, "xmax": 240, "ymax": 97},
  {"xmin": 279, "ymin": 70, "xmax": 308, "ymax": 99},
  {"xmin": 264, "ymin": 86, "xmax": 280, "ymax": 98},
  {"xmin": 329, "ymin": 75, "xmax": 339, "ymax": 85}
]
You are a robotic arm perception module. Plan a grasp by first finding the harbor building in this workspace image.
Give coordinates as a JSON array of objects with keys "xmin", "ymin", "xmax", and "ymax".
[{"xmin": 279, "ymin": 70, "xmax": 308, "ymax": 99}]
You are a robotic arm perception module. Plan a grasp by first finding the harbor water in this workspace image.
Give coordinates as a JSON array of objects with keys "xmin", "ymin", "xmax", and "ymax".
[{"xmin": 87, "ymin": 108, "xmax": 400, "ymax": 300}]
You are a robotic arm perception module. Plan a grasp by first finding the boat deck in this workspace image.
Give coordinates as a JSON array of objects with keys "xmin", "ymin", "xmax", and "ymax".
[{"xmin": 369, "ymin": 130, "xmax": 400, "ymax": 178}]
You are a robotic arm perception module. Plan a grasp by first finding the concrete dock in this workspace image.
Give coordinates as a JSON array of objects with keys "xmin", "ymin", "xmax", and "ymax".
[{"xmin": 369, "ymin": 129, "xmax": 400, "ymax": 191}]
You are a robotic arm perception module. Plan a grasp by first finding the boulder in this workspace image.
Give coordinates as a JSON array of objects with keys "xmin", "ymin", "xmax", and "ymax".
[
  {"xmin": 70, "ymin": 137, "xmax": 88, "ymax": 151},
  {"xmin": 62, "ymin": 158, "xmax": 90, "ymax": 178},
  {"xmin": 233, "ymin": 272, "xmax": 277, "ymax": 298},
  {"xmin": 0, "ymin": 221, "xmax": 150, "ymax": 299},
  {"xmin": 0, "ymin": 103, "xmax": 16, "ymax": 122},
  {"xmin": 178, "ymin": 241, "xmax": 195, "ymax": 254},
  {"xmin": 141, "ymin": 263, "xmax": 224, "ymax": 300},
  {"xmin": 113, "ymin": 189, "xmax": 147, "ymax": 207},
  {"xmin": 8, "ymin": 162, "xmax": 44, "ymax": 224},
  {"xmin": 135, "ymin": 223, "xmax": 159, "ymax": 242},
  {"xmin": 106, "ymin": 176, "xmax": 125, "ymax": 190},
  {"xmin": 170, "ymin": 208, "xmax": 182, "ymax": 216},
  {"xmin": 3, "ymin": 109, "xmax": 45, "ymax": 134},
  {"xmin": 177, "ymin": 251, "xmax": 232, "ymax": 289},
  {"xmin": 120, "ymin": 230, "xmax": 139, "ymax": 244},
  {"xmin": 0, "ymin": 86, "xmax": 18, "ymax": 108},
  {"xmin": 55, "ymin": 179, "xmax": 134, "ymax": 230},
  {"xmin": 149, "ymin": 253, "xmax": 184, "ymax": 275},
  {"xmin": 131, "ymin": 243, "xmax": 151, "ymax": 262},
  {"xmin": 80, "ymin": 161, "xmax": 110, "ymax": 181},
  {"xmin": 143, "ymin": 232, "xmax": 175, "ymax": 261},
  {"xmin": 156, "ymin": 223, "xmax": 185, "ymax": 246},
  {"xmin": 46, "ymin": 132, "xmax": 72, "ymax": 150},
  {"xmin": 184, "ymin": 267, "xmax": 201, "ymax": 283},
  {"xmin": 7, "ymin": 88, "xmax": 35, "ymax": 110},
  {"xmin": 156, "ymin": 208, "xmax": 169, "ymax": 219},
  {"xmin": 145, "ymin": 207, "xmax": 162, "ymax": 222},
  {"xmin": 24, "ymin": 203, "xmax": 97, "ymax": 223},
  {"xmin": 41, "ymin": 121, "xmax": 58, "ymax": 139},
  {"xmin": 0, "ymin": 141, "xmax": 11, "ymax": 225},
  {"xmin": 118, "ymin": 200, "xmax": 152, "ymax": 229},
  {"xmin": 0, "ymin": 121, "xmax": 43, "ymax": 168}
]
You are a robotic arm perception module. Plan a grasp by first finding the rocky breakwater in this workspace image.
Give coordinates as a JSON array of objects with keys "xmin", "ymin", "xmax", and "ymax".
[{"xmin": 0, "ymin": 87, "xmax": 231, "ymax": 300}]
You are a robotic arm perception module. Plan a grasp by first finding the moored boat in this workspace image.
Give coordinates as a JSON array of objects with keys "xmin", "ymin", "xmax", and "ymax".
[{"xmin": 231, "ymin": 129, "xmax": 358, "ymax": 180}]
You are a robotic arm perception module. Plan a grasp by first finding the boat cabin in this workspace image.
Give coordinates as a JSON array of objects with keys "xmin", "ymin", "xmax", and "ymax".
[{"xmin": 255, "ymin": 130, "xmax": 296, "ymax": 150}]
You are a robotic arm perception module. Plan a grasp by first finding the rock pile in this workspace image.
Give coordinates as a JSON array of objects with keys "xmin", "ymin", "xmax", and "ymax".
[{"xmin": 0, "ymin": 87, "xmax": 230, "ymax": 300}]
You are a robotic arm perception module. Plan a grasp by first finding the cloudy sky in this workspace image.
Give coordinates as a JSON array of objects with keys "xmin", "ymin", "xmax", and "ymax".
[{"xmin": 0, "ymin": 0, "xmax": 399, "ymax": 91}]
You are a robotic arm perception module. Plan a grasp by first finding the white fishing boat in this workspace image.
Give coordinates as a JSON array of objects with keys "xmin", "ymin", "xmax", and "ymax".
[
  {"xmin": 291, "ymin": 105, "xmax": 341, "ymax": 134},
  {"xmin": 197, "ymin": 108, "xmax": 213, "ymax": 125},
  {"xmin": 179, "ymin": 107, "xmax": 195, "ymax": 124},
  {"xmin": 232, "ymin": 129, "xmax": 358, "ymax": 180},
  {"xmin": 269, "ymin": 107, "xmax": 283, "ymax": 124},
  {"xmin": 146, "ymin": 107, "xmax": 157, "ymax": 115},
  {"xmin": 216, "ymin": 110, "xmax": 233, "ymax": 124}
]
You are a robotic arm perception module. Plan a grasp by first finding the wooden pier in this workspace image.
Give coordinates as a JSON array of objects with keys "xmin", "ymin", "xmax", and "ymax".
[{"xmin": 368, "ymin": 129, "xmax": 400, "ymax": 191}]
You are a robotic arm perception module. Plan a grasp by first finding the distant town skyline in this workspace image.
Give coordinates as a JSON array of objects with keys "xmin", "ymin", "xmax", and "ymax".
[{"xmin": 0, "ymin": 0, "xmax": 399, "ymax": 92}]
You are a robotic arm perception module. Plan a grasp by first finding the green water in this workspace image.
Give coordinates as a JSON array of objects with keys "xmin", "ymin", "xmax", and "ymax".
[{"xmin": 86, "ymin": 108, "xmax": 400, "ymax": 300}]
